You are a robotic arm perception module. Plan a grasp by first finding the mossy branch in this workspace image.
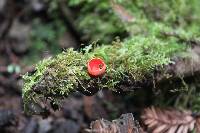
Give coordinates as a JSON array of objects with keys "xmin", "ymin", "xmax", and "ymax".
[{"xmin": 22, "ymin": 35, "xmax": 188, "ymax": 115}]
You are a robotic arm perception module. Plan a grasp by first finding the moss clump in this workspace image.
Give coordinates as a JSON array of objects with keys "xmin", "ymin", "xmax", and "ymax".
[
  {"xmin": 22, "ymin": 49, "xmax": 89, "ymax": 114},
  {"xmin": 22, "ymin": 35, "xmax": 185, "ymax": 114}
]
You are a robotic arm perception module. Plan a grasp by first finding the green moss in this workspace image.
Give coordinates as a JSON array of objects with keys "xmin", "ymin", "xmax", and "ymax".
[
  {"xmin": 22, "ymin": 57, "xmax": 53, "ymax": 114},
  {"xmin": 22, "ymin": 49, "xmax": 89, "ymax": 114},
  {"xmin": 23, "ymin": 58, "xmax": 52, "ymax": 95}
]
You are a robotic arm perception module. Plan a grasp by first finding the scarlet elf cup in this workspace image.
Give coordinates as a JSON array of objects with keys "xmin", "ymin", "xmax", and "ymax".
[{"xmin": 87, "ymin": 57, "xmax": 106, "ymax": 78}]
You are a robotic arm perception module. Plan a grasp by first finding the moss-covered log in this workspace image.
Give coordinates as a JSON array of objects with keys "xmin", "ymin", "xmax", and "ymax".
[{"xmin": 22, "ymin": 33, "xmax": 190, "ymax": 115}]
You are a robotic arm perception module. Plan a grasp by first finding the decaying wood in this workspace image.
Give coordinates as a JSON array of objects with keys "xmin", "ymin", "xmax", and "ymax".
[
  {"xmin": 141, "ymin": 106, "xmax": 200, "ymax": 133},
  {"xmin": 86, "ymin": 113, "xmax": 145, "ymax": 133}
]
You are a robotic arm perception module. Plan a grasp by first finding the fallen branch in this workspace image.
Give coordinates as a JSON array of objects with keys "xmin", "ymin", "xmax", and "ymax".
[{"xmin": 22, "ymin": 36, "xmax": 200, "ymax": 115}]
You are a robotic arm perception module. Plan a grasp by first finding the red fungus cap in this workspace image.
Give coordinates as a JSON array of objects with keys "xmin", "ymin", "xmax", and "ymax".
[{"xmin": 87, "ymin": 57, "xmax": 106, "ymax": 78}]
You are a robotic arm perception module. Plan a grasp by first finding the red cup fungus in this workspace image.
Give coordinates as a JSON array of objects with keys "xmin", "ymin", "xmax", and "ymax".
[{"xmin": 87, "ymin": 57, "xmax": 106, "ymax": 78}]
